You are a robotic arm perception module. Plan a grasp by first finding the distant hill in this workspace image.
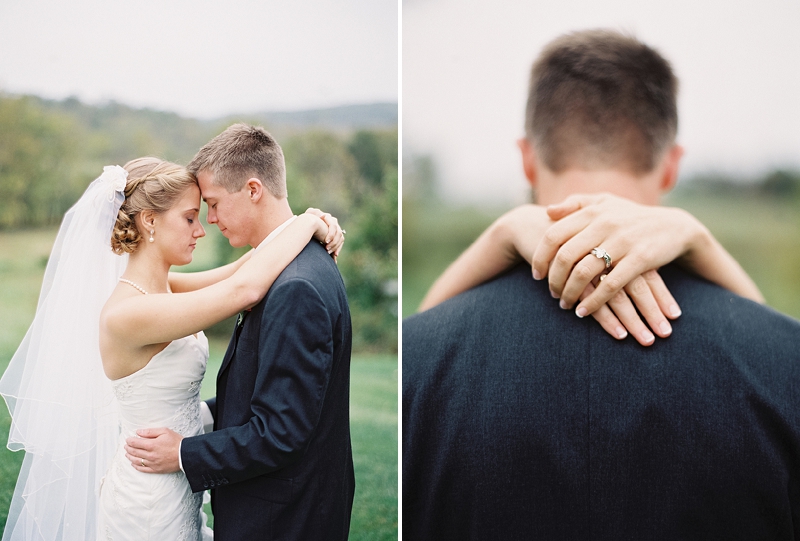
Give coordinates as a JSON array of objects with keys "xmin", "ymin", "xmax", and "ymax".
[
  {"xmin": 228, "ymin": 102, "xmax": 398, "ymax": 131},
  {"xmin": 15, "ymin": 93, "xmax": 397, "ymax": 133},
  {"xmin": 4, "ymin": 92, "xmax": 396, "ymax": 166},
  {"xmin": 242, "ymin": 103, "xmax": 397, "ymax": 129}
]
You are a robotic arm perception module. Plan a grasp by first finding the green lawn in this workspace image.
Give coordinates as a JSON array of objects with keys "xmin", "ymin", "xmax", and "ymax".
[{"xmin": 0, "ymin": 228, "xmax": 397, "ymax": 539}]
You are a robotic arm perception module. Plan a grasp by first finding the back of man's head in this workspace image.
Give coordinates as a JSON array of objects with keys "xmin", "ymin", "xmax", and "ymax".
[
  {"xmin": 188, "ymin": 123, "xmax": 288, "ymax": 198},
  {"xmin": 525, "ymin": 29, "xmax": 678, "ymax": 176}
]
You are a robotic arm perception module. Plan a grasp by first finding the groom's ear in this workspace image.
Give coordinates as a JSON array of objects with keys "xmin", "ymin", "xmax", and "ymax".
[
  {"xmin": 245, "ymin": 178, "xmax": 264, "ymax": 203},
  {"xmin": 517, "ymin": 137, "xmax": 539, "ymax": 189}
]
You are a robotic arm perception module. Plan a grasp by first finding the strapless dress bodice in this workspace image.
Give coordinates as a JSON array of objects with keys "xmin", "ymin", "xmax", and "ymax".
[
  {"xmin": 99, "ymin": 332, "xmax": 213, "ymax": 541},
  {"xmin": 111, "ymin": 333, "xmax": 209, "ymax": 438}
]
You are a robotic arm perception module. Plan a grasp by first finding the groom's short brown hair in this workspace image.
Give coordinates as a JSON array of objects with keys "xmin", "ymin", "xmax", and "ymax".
[
  {"xmin": 525, "ymin": 29, "xmax": 678, "ymax": 175},
  {"xmin": 188, "ymin": 123, "xmax": 288, "ymax": 198}
]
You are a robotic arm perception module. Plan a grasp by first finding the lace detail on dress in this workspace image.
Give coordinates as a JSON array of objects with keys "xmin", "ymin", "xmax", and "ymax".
[
  {"xmin": 113, "ymin": 380, "xmax": 134, "ymax": 401},
  {"xmin": 169, "ymin": 378, "xmax": 203, "ymax": 437},
  {"xmin": 177, "ymin": 491, "xmax": 203, "ymax": 541},
  {"xmin": 171, "ymin": 470, "xmax": 184, "ymax": 487},
  {"xmin": 170, "ymin": 397, "xmax": 201, "ymax": 437},
  {"xmin": 109, "ymin": 459, "xmax": 127, "ymax": 510}
]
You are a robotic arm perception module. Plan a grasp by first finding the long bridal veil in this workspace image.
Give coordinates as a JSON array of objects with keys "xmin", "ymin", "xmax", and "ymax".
[{"xmin": 0, "ymin": 167, "xmax": 129, "ymax": 541}]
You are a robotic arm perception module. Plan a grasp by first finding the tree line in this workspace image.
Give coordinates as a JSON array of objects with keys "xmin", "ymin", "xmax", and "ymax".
[{"xmin": 0, "ymin": 92, "xmax": 398, "ymax": 352}]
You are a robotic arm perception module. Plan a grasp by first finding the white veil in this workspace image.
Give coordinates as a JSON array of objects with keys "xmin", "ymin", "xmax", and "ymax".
[{"xmin": 0, "ymin": 166, "xmax": 129, "ymax": 541}]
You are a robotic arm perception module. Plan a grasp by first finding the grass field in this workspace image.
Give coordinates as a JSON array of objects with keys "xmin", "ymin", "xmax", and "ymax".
[{"xmin": 0, "ymin": 229, "xmax": 397, "ymax": 538}]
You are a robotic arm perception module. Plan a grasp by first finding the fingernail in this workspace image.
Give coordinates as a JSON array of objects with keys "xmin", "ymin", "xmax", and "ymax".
[
  {"xmin": 533, "ymin": 269, "xmax": 542, "ymax": 280},
  {"xmin": 641, "ymin": 330, "xmax": 655, "ymax": 344},
  {"xmin": 659, "ymin": 321, "xmax": 672, "ymax": 336},
  {"xmin": 550, "ymin": 290, "xmax": 559, "ymax": 299},
  {"xmin": 559, "ymin": 300, "xmax": 567, "ymax": 310},
  {"xmin": 616, "ymin": 326, "xmax": 628, "ymax": 339},
  {"xmin": 670, "ymin": 304, "xmax": 682, "ymax": 317},
  {"xmin": 575, "ymin": 307, "xmax": 587, "ymax": 318}
]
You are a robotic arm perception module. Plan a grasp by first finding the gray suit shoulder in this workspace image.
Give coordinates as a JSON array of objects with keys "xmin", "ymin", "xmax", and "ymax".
[{"xmin": 273, "ymin": 241, "xmax": 346, "ymax": 291}]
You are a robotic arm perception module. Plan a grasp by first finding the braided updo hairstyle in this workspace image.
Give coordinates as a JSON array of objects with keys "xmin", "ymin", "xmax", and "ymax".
[{"xmin": 111, "ymin": 157, "xmax": 197, "ymax": 255}]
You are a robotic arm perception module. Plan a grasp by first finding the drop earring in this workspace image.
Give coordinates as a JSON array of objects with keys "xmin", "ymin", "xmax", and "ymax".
[{"xmin": 149, "ymin": 229, "xmax": 154, "ymax": 243}]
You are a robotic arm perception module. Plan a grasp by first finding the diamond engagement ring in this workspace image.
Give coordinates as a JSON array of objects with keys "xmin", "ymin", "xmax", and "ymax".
[{"xmin": 591, "ymin": 247, "xmax": 612, "ymax": 268}]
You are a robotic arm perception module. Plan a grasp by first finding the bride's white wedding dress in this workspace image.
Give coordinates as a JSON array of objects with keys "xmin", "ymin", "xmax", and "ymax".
[
  {"xmin": 0, "ymin": 168, "xmax": 217, "ymax": 541},
  {"xmin": 97, "ymin": 333, "xmax": 214, "ymax": 541}
]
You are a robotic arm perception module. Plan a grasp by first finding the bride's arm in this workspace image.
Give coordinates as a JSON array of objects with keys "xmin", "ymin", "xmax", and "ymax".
[
  {"xmin": 102, "ymin": 213, "xmax": 331, "ymax": 347},
  {"xmin": 168, "ymin": 209, "xmax": 344, "ymax": 293},
  {"xmin": 533, "ymin": 193, "xmax": 764, "ymax": 316},
  {"xmin": 419, "ymin": 205, "xmax": 550, "ymax": 310},
  {"xmin": 168, "ymin": 251, "xmax": 253, "ymax": 293}
]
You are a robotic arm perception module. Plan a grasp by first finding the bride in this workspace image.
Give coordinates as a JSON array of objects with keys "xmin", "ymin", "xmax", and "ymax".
[{"xmin": 0, "ymin": 158, "xmax": 342, "ymax": 540}]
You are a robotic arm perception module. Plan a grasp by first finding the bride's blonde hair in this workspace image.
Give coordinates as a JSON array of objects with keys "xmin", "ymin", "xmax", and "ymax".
[{"xmin": 111, "ymin": 157, "xmax": 197, "ymax": 255}]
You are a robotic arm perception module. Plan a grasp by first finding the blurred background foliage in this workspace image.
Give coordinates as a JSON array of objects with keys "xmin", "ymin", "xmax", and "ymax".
[
  {"xmin": 403, "ymin": 152, "xmax": 800, "ymax": 321},
  {"xmin": 0, "ymin": 92, "xmax": 398, "ymax": 353}
]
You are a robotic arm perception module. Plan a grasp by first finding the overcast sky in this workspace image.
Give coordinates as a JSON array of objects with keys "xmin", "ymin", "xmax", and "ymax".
[
  {"xmin": 3, "ymin": 1, "xmax": 799, "ymax": 205},
  {"xmin": 0, "ymin": 0, "xmax": 397, "ymax": 119},
  {"xmin": 404, "ymin": 0, "xmax": 800, "ymax": 204}
]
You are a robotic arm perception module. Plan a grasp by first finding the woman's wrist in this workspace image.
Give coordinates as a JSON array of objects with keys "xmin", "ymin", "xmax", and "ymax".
[
  {"xmin": 676, "ymin": 209, "xmax": 714, "ymax": 267},
  {"xmin": 503, "ymin": 205, "xmax": 550, "ymax": 266},
  {"xmin": 674, "ymin": 210, "xmax": 764, "ymax": 303},
  {"xmin": 488, "ymin": 212, "xmax": 525, "ymax": 265},
  {"xmin": 298, "ymin": 212, "xmax": 326, "ymax": 238}
]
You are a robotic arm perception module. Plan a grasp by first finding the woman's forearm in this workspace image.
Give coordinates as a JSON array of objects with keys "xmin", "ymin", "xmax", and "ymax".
[
  {"xmin": 419, "ymin": 224, "xmax": 520, "ymax": 311},
  {"xmin": 679, "ymin": 218, "xmax": 764, "ymax": 303},
  {"xmin": 169, "ymin": 251, "xmax": 253, "ymax": 293},
  {"xmin": 101, "ymin": 214, "xmax": 327, "ymax": 350},
  {"xmin": 419, "ymin": 205, "xmax": 550, "ymax": 311}
]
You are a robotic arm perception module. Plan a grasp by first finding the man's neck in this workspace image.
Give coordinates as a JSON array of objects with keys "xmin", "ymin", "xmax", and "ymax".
[
  {"xmin": 536, "ymin": 167, "xmax": 662, "ymax": 206},
  {"xmin": 250, "ymin": 198, "xmax": 294, "ymax": 248}
]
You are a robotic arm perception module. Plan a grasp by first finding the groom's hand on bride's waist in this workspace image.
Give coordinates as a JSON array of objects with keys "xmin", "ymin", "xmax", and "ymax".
[{"xmin": 124, "ymin": 427, "xmax": 183, "ymax": 474}]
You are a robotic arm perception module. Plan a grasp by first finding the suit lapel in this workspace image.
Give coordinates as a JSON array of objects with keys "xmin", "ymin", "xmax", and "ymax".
[
  {"xmin": 217, "ymin": 318, "xmax": 242, "ymax": 378},
  {"xmin": 217, "ymin": 312, "xmax": 246, "ymax": 379}
]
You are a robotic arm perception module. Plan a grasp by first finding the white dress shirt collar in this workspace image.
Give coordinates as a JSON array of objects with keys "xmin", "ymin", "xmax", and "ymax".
[{"xmin": 253, "ymin": 215, "xmax": 297, "ymax": 253}]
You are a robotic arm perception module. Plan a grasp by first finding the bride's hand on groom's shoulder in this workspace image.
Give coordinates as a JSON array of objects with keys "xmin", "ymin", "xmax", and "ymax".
[
  {"xmin": 304, "ymin": 207, "xmax": 345, "ymax": 262},
  {"xmin": 532, "ymin": 193, "xmax": 695, "ymax": 300},
  {"xmin": 529, "ymin": 193, "xmax": 688, "ymax": 346},
  {"xmin": 124, "ymin": 427, "xmax": 183, "ymax": 474},
  {"xmin": 573, "ymin": 269, "xmax": 680, "ymax": 346}
]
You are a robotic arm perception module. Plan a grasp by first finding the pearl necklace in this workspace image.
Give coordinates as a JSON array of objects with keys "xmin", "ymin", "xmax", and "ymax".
[{"xmin": 118, "ymin": 278, "xmax": 149, "ymax": 295}]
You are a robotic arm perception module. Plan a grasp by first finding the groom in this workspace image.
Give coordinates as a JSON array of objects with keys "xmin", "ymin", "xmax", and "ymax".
[
  {"xmin": 126, "ymin": 124, "xmax": 355, "ymax": 540},
  {"xmin": 404, "ymin": 30, "xmax": 800, "ymax": 539}
]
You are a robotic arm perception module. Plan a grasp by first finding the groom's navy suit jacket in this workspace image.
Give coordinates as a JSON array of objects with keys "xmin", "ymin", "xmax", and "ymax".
[
  {"xmin": 403, "ymin": 264, "xmax": 800, "ymax": 540},
  {"xmin": 182, "ymin": 242, "xmax": 354, "ymax": 541}
]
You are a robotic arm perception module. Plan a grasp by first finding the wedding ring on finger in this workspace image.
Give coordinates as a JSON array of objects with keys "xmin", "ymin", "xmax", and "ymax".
[
  {"xmin": 591, "ymin": 247, "xmax": 612, "ymax": 268},
  {"xmin": 141, "ymin": 458, "xmax": 145, "ymax": 467}
]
